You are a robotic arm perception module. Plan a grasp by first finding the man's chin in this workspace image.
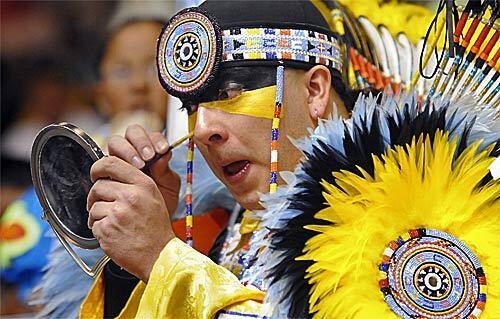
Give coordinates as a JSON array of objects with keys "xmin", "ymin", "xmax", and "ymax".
[{"xmin": 230, "ymin": 188, "xmax": 264, "ymax": 211}]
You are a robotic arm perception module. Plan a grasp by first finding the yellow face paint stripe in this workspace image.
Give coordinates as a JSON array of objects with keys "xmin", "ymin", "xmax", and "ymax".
[
  {"xmin": 199, "ymin": 85, "xmax": 281, "ymax": 120},
  {"xmin": 188, "ymin": 113, "xmax": 197, "ymax": 132}
]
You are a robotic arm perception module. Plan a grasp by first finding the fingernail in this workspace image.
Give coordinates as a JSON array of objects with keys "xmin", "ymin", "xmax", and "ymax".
[
  {"xmin": 142, "ymin": 146, "xmax": 154, "ymax": 160},
  {"xmin": 156, "ymin": 140, "xmax": 169, "ymax": 152},
  {"xmin": 132, "ymin": 155, "xmax": 145, "ymax": 168}
]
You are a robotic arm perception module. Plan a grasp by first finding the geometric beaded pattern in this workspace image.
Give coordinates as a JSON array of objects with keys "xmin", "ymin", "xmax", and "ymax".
[
  {"xmin": 222, "ymin": 28, "xmax": 342, "ymax": 73},
  {"xmin": 379, "ymin": 229, "xmax": 487, "ymax": 319},
  {"xmin": 269, "ymin": 65, "xmax": 284, "ymax": 194},
  {"xmin": 157, "ymin": 11, "xmax": 218, "ymax": 94},
  {"xmin": 184, "ymin": 138, "xmax": 195, "ymax": 247}
]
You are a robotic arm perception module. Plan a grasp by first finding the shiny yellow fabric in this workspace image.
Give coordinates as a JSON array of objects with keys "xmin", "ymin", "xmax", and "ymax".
[
  {"xmin": 239, "ymin": 210, "xmax": 260, "ymax": 235},
  {"xmin": 228, "ymin": 210, "xmax": 261, "ymax": 254},
  {"xmin": 200, "ymin": 85, "xmax": 279, "ymax": 119},
  {"xmin": 80, "ymin": 238, "xmax": 264, "ymax": 319},
  {"xmin": 80, "ymin": 272, "xmax": 105, "ymax": 319}
]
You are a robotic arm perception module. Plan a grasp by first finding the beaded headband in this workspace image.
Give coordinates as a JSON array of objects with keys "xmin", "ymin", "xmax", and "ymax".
[
  {"xmin": 157, "ymin": 7, "xmax": 342, "ymax": 100},
  {"xmin": 222, "ymin": 28, "xmax": 342, "ymax": 70}
]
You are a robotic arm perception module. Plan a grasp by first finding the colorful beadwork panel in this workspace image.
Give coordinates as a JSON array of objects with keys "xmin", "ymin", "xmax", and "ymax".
[{"xmin": 221, "ymin": 28, "xmax": 342, "ymax": 72}]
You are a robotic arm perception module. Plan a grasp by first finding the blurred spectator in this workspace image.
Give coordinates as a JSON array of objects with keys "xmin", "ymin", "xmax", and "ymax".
[
  {"xmin": 2, "ymin": 59, "xmax": 69, "ymax": 162},
  {"xmin": 93, "ymin": 19, "xmax": 169, "ymax": 142},
  {"xmin": 1, "ymin": 2, "xmax": 112, "ymax": 316},
  {"xmin": 0, "ymin": 58, "xmax": 104, "ymax": 213},
  {"xmin": 1, "ymin": 1, "xmax": 173, "ymax": 317}
]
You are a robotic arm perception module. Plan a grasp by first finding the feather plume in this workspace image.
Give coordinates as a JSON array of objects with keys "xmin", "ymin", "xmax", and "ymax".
[
  {"xmin": 257, "ymin": 92, "xmax": 499, "ymax": 318},
  {"xmin": 303, "ymin": 132, "xmax": 499, "ymax": 318}
]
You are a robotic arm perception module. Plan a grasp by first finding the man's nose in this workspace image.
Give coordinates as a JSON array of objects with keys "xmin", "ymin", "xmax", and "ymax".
[{"xmin": 194, "ymin": 107, "xmax": 229, "ymax": 146}]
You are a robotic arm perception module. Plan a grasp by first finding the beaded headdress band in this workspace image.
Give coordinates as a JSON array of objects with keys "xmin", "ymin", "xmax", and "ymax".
[
  {"xmin": 157, "ymin": 7, "xmax": 342, "ymax": 100},
  {"xmin": 156, "ymin": 7, "xmax": 342, "ymax": 246}
]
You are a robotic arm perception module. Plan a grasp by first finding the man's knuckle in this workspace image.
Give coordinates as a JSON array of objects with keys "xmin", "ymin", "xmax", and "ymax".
[
  {"xmin": 107, "ymin": 135, "xmax": 121, "ymax": 150},
  {"xmin": 125, "ymin": 191, "xmax": 140, "ymax": 207},
  {"xmin": 110, "ymin": 203, "xmax": 120, "ymax": 215},
  {"xmin": 112, "ymin": 205, "xmax": 127, "ymax": 223},
  {"xmin": 125, "ymin": 124, "xmax": 140, "ymax": 137},
  {"xmin": 102, "ymin": 222, "xmax": 112, "ymax": 238},
  {"xmin": 172, "ymin": 172, "xmax": 181, "ymax": 185},
  {"xmin": 106, "ymin": 156, "xmax": 119, "ymax": 168},
  {"xmin": 143, "ymin": 176, "xmax": 156, "ymax": 191}
]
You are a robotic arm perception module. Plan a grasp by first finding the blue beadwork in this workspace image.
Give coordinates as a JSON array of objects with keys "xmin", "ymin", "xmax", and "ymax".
[{"xmin": 381, "ymin": 228, "xmax": 486, "ymax": 319}]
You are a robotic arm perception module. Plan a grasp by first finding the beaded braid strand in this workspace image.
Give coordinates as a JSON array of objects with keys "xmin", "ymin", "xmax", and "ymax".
[
  {"xmin": 185, "ymin": 138, "xmax": 195, "ymax": 247},
  {"xmin": 269, "ymin": 65, "xmax": 284, "ymax": 194}
]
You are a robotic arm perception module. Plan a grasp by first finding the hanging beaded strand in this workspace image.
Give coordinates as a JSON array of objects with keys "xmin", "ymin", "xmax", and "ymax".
[
  {"xmin": 185, "ymin": 137, "xmax": 195, "ymax": 247},
  {"xmin": 269, "ymin": 65, "xmax": 284, "ymax": 194}
]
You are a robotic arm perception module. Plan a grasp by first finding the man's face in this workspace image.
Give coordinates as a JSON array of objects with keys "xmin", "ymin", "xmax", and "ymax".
[{"xmin": 191, "ymin": 67, "xmax": 315, "ymax": 210}]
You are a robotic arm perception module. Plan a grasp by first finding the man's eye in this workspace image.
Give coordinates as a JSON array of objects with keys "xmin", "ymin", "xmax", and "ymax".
[
  {"xmin": 218, "ymin": 91, "xmax": 229, "ymax": 100},
  {"xmin": 217, "ymin": 87, "xmax": 243, "ymax": 100}
]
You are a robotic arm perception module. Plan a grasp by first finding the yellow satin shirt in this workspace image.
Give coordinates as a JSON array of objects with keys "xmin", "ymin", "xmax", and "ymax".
[{"xmin": 80, "ymin": 238, "xmax": 265, "ymax": 319}]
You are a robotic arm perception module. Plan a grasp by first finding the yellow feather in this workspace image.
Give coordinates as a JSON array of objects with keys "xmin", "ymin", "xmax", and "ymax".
[
  {"xmin": 301, "ymin": 131, "xmax": 500, "ymax": 318},
  {"xmin": 337, "ymin": 0, "xmax": 434, "ymax": 45}
]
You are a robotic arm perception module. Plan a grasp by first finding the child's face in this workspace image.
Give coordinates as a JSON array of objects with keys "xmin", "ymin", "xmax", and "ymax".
[{"xmin": 98, "ymin": 21, "xmax": 168, "ymax": 121}]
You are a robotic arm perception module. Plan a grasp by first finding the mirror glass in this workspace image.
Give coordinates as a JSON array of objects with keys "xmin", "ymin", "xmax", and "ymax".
[{"xmin": 39, "ymin": 135, "xmax": 95, "ymax": 240}]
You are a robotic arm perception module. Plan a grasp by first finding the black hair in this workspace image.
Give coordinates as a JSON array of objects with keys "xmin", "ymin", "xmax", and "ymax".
[{"xmin": 330, "ymin": 69, "xmax": 380, "ymax": 112}]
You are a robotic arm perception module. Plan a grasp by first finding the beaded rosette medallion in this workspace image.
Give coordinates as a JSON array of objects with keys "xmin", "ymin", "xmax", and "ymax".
[
  {"xmin": 157, "ymin": 9, "xmax": 222, "ymax": 98},
  {"xmin": 380, "ymin": 229, "xmax": 486, "ymax": 319}
]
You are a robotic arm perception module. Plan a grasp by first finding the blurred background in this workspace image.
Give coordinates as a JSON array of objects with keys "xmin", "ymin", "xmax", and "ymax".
[
  {"xmin": 0, "ymin": 0, "xmax": 445, "ymax": 317},
  {"xmin": 0, "ymin": 1, "xmax": 201, "ymax": 315}
]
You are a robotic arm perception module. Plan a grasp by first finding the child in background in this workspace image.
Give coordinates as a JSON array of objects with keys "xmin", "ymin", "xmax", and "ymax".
[{"xmin": 1, "ymin": 4, "xmax": 171, "ymax": 317}]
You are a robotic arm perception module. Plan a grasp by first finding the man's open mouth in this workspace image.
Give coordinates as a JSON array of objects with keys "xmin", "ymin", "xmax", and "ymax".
[{"xmin": 222, "ymin": 160, "xmax": 250, "ymax": 183}]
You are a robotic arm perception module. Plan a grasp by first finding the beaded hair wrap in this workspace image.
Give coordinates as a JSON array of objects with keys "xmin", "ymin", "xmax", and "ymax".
[
  {"xmin": 184, "ymin": 138, "xmax": 195, "ymax": 247},
  {"xmin": 270, "ymin": 66, "xmax": 284, "ymax": 194}
]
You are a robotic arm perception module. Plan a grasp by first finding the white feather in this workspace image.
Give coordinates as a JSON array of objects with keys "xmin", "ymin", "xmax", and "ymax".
[
  {"xmin": 379, "ymin": 25, "xmax": 401, "ymax": 84},
  {"xmin": 413, "ymin": 38, "xmax": 424, "ymax": 78},
  {"xmin": 358, "ymin": 17, "xmax": 390, "ymax": 78},
  {"xmin": 397, "ymin": 33, "xmax": 413, "ymax": 86}
]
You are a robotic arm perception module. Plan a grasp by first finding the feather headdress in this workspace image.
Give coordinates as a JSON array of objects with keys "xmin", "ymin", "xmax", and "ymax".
[{"xmin": 253, "ymin": 92, "xmax": 499, "ymax": 318}]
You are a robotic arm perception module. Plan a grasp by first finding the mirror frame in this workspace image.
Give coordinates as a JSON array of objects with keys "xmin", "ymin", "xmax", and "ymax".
[{"xmin": 31, "ymin": 122, "xmax": 109, "ymax": 277}]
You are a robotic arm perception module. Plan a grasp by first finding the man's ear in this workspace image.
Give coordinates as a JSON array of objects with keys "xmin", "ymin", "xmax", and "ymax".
[{"xmin": 305, "ymin": 65, "xmax": 331, "ymax": 121}]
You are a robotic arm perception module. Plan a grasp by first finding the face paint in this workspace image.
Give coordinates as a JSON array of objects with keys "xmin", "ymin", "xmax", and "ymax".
[
  {"xmin": 188, "ymin": 85, "xmax": 280, "ymax": 134},
  {"xmin": 198, "ymin": 85, "xmax": 281, "ymax": 120}
]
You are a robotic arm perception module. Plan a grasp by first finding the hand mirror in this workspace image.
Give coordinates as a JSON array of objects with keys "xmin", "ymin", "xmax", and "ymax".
[{"xmin": 31, "ymin": 122, "xmax": 109, "ymax": 277}]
